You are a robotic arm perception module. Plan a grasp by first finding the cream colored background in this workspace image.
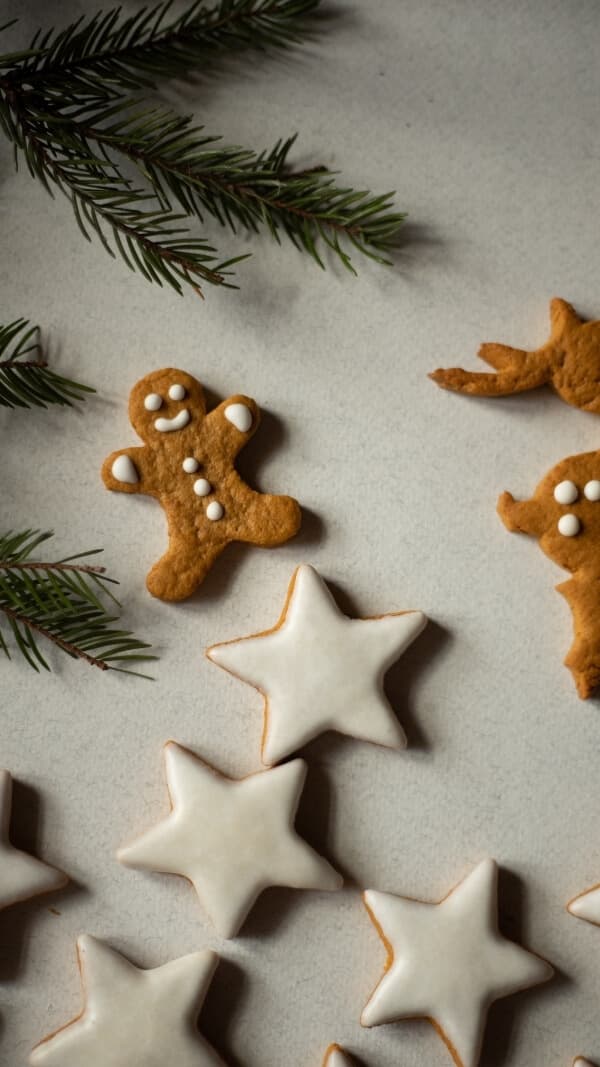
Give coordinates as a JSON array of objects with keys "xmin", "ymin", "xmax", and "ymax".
[{"xmin": 3, "ymin": 1, "xmax": 600, "ymax": 1064}]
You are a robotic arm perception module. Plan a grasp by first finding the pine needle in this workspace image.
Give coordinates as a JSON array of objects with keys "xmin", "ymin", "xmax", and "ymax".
[
  {"xmin": 0, "ymin": 318, "xmax": 93, "ymax": 408},
  {"xmin": 0, "ymin": 530, "xmax": 155, "ymax": 676}
]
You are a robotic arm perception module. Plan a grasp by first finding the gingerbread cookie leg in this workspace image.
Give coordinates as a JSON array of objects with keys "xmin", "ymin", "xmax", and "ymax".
[
  {"xmin": 147, "ymin": 533, "xmax": 226, "ymax": 601},
  {"xmin": 558, "ymin": 577, "xmax": 600, "ymax": 699}
]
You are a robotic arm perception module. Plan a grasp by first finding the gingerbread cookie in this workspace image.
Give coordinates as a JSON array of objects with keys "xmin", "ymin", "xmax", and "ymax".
[
  {"xmin": 118, "ymin": 742, "xmax": 342, "ymax": 938},
  {"xmin": 498, "ymin": 449, "xmax": 600, "ymax": 697},
  {"xmin": 0, "ymin": 769, "xmax": 66, "ymax": 909},
  {"xmin": 361, "ymin": 859, "xmax": 553, "ymax": 1067},
  {"xmin": 207, "ymin": 563, "xmax": 427, "ymax": 766},
  {"xmin": 430, "ymin": 298, "xmax": 600, "ymax": 412},
  {"xmin": 322, "ymin": 1045, "xmax": 355, "ymax": 1067},
  {"xmin": 101, "ymin": 369, "xmax": 301, "ymax": 601},
  {"xmin": 30, "ymin": 936, "xmax": 227, "ymax": 1066}
]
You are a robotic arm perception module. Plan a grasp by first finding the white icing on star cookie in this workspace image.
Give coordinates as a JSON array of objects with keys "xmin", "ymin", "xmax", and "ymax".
[
  {"xmin": 207, "ymin": 563, "xmax": 427, "ymax": 767},
  {"xmin": 206, "ymin": 501, "xmax": 224, "ymax": 520},
  {"xmin": 322, "ymin": 1044, "xmax": 355, "ymax": 1067},
  {"xmin": 0, "ymin": 770, "xmax": 66, "ymax": 910},
  {"xmin": 111, "ymin": 455, "xmax": 139, "ymax": 484},
  {"xmin": 573, "ymin": 1058, "xmax": 597, "ymax": 1067},
  {"xmin": 154, "ymin": 409, "xmax": 190, "ymax": 433},
  {"xmin": 29, "ymin": 936, "xmax": 226, "ymax": 1067},
  {"xmin": 224, "ymin": 402, "xmax": 253, "ymax": 432},
  {"xmin": 568, "ymin": 882, "xmax": 600, "ymax": 926},
  {"xmin": 361, "ymin": 858, "xmax": 553, "ymax": 1067},
  {"xmin": 118, "ymin": 743, "xmax": 342, "ymax": 939}
]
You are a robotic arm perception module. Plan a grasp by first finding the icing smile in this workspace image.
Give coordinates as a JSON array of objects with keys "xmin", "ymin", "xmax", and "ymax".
[{"xmin": 154, "ymin": 409, "xmax": 190, "ymax": 432}]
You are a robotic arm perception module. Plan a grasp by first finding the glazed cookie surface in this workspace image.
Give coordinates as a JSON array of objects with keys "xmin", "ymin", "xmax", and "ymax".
[
  {"xmin": 29, "ymin": 937, "xmax": 226, "ymax": 1066},
  {"xmin": 322, "ymin": 1045, "xmax": 355, "ymax": 1067},
  {"xmin": 118, "ymin": 742, "xmax": 342, "ymax": 938},
  {"xmin": 0, "ymin": 770, "xmax": 66, "ymax": 909},
  {"xmin": 498, "ymin": 449, "xmax": 600, "ymax": 698},
  {"xmin": 207, "ymin": 563, "xmax": 427, "ymax": 766},
  {"xmin": 361, "ymin": 858, "xmax": 553, "ymax": 1067},
  {"xmin": 101, "ymin": 369, "xmax": 301, "ymax": 601},
  {"xmin": 431, "ymin": 298, "xmax": 600, "ymax": 412}
]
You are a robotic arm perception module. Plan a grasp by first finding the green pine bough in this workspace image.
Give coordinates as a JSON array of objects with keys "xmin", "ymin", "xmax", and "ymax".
[
  {"xmin": 0, "ymin": 321, "xmax": 153, "ymax": 674},
  {"xmin": 0, "ymin": 530, "xmax": 155, "ymax": 676},
  {"xmin": 0, "ymin": 0, "xmax": 405, "ymax": 296}
]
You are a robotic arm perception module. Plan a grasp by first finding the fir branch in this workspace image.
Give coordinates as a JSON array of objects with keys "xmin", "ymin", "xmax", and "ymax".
[
  {"xmin": 0, "ymin": 530, "xmax": 155, "ymax": 676},
  {"xmin": 0, "ymin": 318, "xmax": 93, "ymax": 408},
  {"xmin": 0, "ymin": 2, "xmax": 406, "ymax": 293}
]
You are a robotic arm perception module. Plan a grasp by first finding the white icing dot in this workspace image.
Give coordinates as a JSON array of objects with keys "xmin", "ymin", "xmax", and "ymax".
[
  {"xmin": 584, "ymin": 480, "xmax": 600, "ymax": 501},
  {"xmin": 553, "ymin": 480, "xmax": 578, "ymax": 505},
  {"xmin": 144, "ymin": 393, "xmax": 162, "ymax": 411},
  {"xmin": 169, "ymin": 383, "xmax": 186, "ymax": 400},
  {"xmin": 183, "ymin": 457, "xmax": 199, "ymax": 473},
  {"xmin": 225, "ymin": 403, "xmax": 253, "ymax": 433},
  {"xmin": 206, "ymin": 501, "xmax": 224, "ymax": 521},
  {"xmin": 558, "ymin": 513, "xmax": 581, "ymax": 537},
  {"xmin": 111, "ymin": 455, "xmax": 139, "ymax": 484},
  {"xmin": 193, "ymin": 478, "xmax": 212, "ymax": 497}
]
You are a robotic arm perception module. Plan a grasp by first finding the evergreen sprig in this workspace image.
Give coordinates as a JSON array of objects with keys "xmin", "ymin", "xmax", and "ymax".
[
  {"xmin": 0, "ymin": 530, "xmax": 155, "ymax": 675},
  {"xmin": 0, "ymin": 1, "xmax": 405, "ymax": 295},
  {"xmin": 0, "ymin": 318, "xmax": 93, "ymax": 409}
]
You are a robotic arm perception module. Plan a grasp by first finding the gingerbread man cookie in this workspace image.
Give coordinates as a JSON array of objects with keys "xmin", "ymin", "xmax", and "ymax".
[
  {"xmin": 431, "ymin": 298, "xmax": 600, "ymax": 412},
  {"xmin": 498, "ymin": 449, "xmax": 600, "ymax": 697},
  {"xmin": 102, "ymin": 369, "xmax": 301, "ymax": 601}
]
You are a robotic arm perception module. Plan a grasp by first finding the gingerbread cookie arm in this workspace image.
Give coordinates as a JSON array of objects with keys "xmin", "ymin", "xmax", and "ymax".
[
  {"xmin": 227, "ymin": 478, "xmax": 301, "ymax": 546},
  {"xmin": 430, "ymin": 351, "xmax": 550, "ymax": 397},
  {"xmin": 558, "ymin": 577, "xmax": 600, "ymax": 699},
  {"xmin": 205, "ymin": 395, "xmax": 261, "ymax": 460},
  {"xmin": 549, "ymin": 296, "xmax": 582, "ymax": 337},
  {"xmin": 497, "ymin": 491, "xmax": 547, "ymax": 538},
  {"xmin": 101, "ymin": 447, "xmax": 155, "ymax": 496}
]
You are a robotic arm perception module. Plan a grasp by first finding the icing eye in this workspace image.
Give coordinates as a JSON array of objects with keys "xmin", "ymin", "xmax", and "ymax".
[
  {"xmin": 554, "ymin": 480, "xmax": 578, "ymax": 505},
  {"xmin": 144, "ymin": 393, "xmax": 162, "ymax": 411},
  {"xmin": 193, "ymin": 478, "xmax": 212, "ymax": 497},
  {"xmin": 169, "ymin": 383, "xmax": 186, "ymax": 401},
  {"xmin": 182, "ymin": 457, "xmax": 199, "ymax": 473},
  {"xmin": 584, "ymin": 480, "xmax": 600, "ymax": 501},
  {"xmin": 206, "ymin": 501, "xmax": 224, "ymax": 521},
  {"xmin": 558, "ymin": 514, "xmax": 580, "ymax": 537}
]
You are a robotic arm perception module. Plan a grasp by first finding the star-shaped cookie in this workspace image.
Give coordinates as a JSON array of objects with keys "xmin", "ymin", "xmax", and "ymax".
[
  {"xmin": 101, "ymin": 368, "xmax": 300, "ymax": 601},
  {"xmin": 361, "ymin": 858, "xmax": 553, "ymax": 1067},
  {"xmin": 0, "ymin": 769, "xmax": 66, "ymax": 910},
  {"xmin": 30, "ymin": 936, "xmax": 226, "ymax": 1066},
  {"xmin": 322, "ymin": 1044, "xmax": 355, "ymax": 1067},
  {"xmin": 207, "ymin": 563, "xmax": 427, "ymax": 766},
  {"xmin": 574, "ymin": 1059, "xmax": 597, "ymax": 1067},
  {"xmin": 118, "ymin": 742, "xmax": 342, "ymax": 938},
  {"xmin": 568, "ymin": 882, "xmax": 600, "ymax": 925}
]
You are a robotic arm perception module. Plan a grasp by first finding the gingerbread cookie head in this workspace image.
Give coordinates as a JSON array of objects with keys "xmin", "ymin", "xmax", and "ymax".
[
  {"xmin": 498, "ymin": 450, "xmax": 600, "ymax": 578},
  {"xmin": 102, "ymin": 368, "xmax": 300, "ymax": 601},
  {"xmin": 128, "ymin": 368, "xmax": 209, "ymax": 445}
]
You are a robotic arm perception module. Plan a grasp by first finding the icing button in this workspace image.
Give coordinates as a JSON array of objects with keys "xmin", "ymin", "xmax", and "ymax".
[
  {"xmin": 558, "ymin": 513, "xmax": 581, "ymax": 537},
  {"xmin": 144, "ymin": 393, "xmax": 162, "ymax": 411},
  {"xmin": 206, "ymin": 501, "xmax": 224, "ymax": 521},
  {"xmin": 183, "ymin": 457, "xmax": 199, "ymax": 474},
  {"xmin": 225, "ymin": 403, "xmax": 253, "ymax": 433},
  {"xmin": 554, "ymin": 480, "xmax": 578, "ymax": 505},
  {"xmin": 169, "ymin": 383, "xmax": 186, "ymax": 401},
  {"xmin": 193, "ymin": 478, "xmax": 212, "ymax": 497},
  {"xmin": 584, "ymin": 480, "xmax": 600, "ymax": 501}
]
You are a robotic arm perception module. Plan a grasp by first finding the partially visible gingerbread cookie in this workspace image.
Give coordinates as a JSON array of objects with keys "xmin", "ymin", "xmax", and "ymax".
[
  {"xmin": 102, "ymin": 369, "xmax": 301, "ymax": 601},
  {"xmin": 498, "ymin": 449, "xmax": 600, "ymax": 698},
  {"xmin": 431, "ymin": 298, "xmax": 600, "ymax": 412}
]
